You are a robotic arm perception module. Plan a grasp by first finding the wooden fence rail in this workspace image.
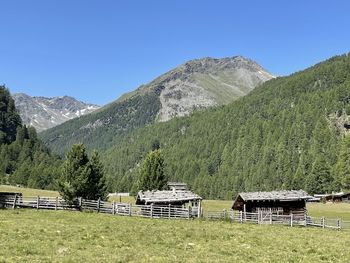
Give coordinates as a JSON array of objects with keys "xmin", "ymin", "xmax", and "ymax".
[
  {"xmin": 0, "ymin": 195, "xmax": 199, "ymax": 220},
  {"xmin": 1, "ymin": 195, "xmax": 348, "ymax": 230},
  {"xmin": 206, "ymin": 209, "xmax": 346, "ymax": 230}
]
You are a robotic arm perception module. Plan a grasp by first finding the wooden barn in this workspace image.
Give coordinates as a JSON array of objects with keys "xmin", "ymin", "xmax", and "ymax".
[
  {"xmin": 136, "ymin": 189, "xmax": 202, "ymax": 207},
  {"xmin": 232, "ymin": 190, "xmax": 311, "ymax": 216},
  {"xmin": 167, "ymin": 182, "xmax": 187, "ymax": 191},
  {"xmin": 0, "ymin": 192, "xmax": 22, "ymax": 208},
  {"xmin": 314, "ymin": 192, "xmax": 350, "ymax": 202}
]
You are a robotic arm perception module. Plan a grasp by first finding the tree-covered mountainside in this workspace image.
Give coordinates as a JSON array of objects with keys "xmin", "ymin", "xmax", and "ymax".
[
  {"xmin": 40, "ymin": 56, "xmax": 273, "ymax": 155},
  {"xmin": 0, "ymin": 86, "xmax": 61, "ymax": 188},
  {"xmin": 101, "ymin": 54, "xmax": 350, "ymax": 199}
]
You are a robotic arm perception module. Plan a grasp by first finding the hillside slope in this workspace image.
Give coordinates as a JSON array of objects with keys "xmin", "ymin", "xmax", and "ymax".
[
  {"xmin": 101, "ymin": 54, "xmax": 350, "ymax": 199},
  {"xmin": 0, "ymin": 86, "xmax": 61, "ymax": 188},
  {"xmin": 13, "ymin": 93, "xmax": 100, "ymax": 132},
  {"xmin": 40, "ymin": 56, "xmax": 273, "ymax": 154}
]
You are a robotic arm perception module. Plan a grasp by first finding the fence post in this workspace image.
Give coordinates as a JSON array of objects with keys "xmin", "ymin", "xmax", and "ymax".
[
  {"xmin": 129, "ymin": 203, "xmax": 132, "ymax": 216},
  {"xmin": 97, "ymin": 198, "xmax": 101, "ymax": 212},
  {"xmin": 55, "ymin": 196, "xmax": 58, "ymax": 210},
  {"xmin": 290, "ymin": 214, "xmax": 293, "ymax": 227},
  {"xmin": 243, "ymin": 204, "xmax": 246, "ymax": 222},
  {"xmin": 337, "ymin": 219, "xmax": 341, "ymax": 230},
  {"xmin": 188, "ymin": 206, "xmax": 191, "ymax": 220},
  {"xmin": 78, "ymin": 197, "xmax": 82, "ymax": 210},
  {"xmin": 150, "ymin": 204, "xmax": 153, "ymax": 218},
  {"xmin": 270, "ymin": 212, "xmax": 272, "ymax": 225},
  {"xmin": 240, "ymin": 211, "xmax": 243, "ymax": 223},
  {"xmin": 322, "ymin": 217, "xmax": 325, "ymax": 228},
  {"xmin": 37, "ymin": 196, "xmax": 40, "ymax": 209},
  {"xmin": 112, "ymin": 201, "xmax": 115, "ymax": 215},
  {"xmin": 198, "ymin": 200, "xmax": 202, "ymax": 219},
  {"xmin": 12, "ymin": 194, "xmax": 17, "ymax": 209},
  {"xmin": 168, "ymin": 204, "xmax": 171, "ymax": 219}
]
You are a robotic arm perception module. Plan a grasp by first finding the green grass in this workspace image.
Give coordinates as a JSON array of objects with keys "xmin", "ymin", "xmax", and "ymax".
[
  {"xmin": 0, "ymin": 185, "xmax": 59, "ymax": 197},
  {"xmin": 1, "ymin": 186, "xmax": 350, "ymax": 261},
  {"xmin": 0, "ymin": 209, "xmax": 350, "ymax": 262},
  {"xmin": 307, "ymin": 202, "xmax": 350, "ymax": 220}
]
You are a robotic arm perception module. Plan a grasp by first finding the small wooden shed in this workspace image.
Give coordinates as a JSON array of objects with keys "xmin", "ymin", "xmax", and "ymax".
[
  {"xmin": 232, "ymin": 190, "xmax": 311, "ymax": 216},
  {"xmin": 136, "ymin": 190, "xmax": 202, "ymax": 207},
  {"xmin": 314, "ymin": 192, "xmax": 350, "ymax": 202},
  {"xmin": 167, "ymin": 182, "xmax": 187, "ymax": 191},
  {"xmin": 0, "ymin": 192, "xmax": 23, "ymax": 208}
]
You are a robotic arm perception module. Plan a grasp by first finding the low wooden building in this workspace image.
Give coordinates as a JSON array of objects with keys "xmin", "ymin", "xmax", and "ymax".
[
  {"xmin": 0, "ymin": 192, "xmax": 23, "ymax": 208},
  {"xmin": 232, "ymin": 190, "xmax": 311, "ymax": 216},
  {"xmin": 167, "ymin": 182, "xmax": 187, "ymax": 191},
  {"xmin": 314, "ymin": 192, "xmax": 350, "ymax": 202},
  {"xmin": 136, "ymin": 189, "xmax": 202, "ymax": 207}
]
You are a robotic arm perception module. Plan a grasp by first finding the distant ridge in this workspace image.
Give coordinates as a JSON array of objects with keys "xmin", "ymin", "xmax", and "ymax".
[{"xmin": 13, "ymin": 93, "xmax": 100, "ymax": 132}]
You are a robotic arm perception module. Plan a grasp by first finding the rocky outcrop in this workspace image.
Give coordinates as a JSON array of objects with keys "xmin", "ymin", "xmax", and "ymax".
[{"xmin": 13, "ymin": 93, "xmax": 100, "ymax": 131}]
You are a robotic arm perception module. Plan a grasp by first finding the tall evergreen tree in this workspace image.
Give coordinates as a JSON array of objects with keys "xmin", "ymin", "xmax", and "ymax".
[
  {"xmin": 59, "ymin": 144, "xmax": 91, "ymax": 203},
  {"xmin": 136, "ymin": 149, "xmax": 167, "ymax": 191},
  {"xmin": 86, "ymin": 150, "xmax": 108, "ymax": 200},
  {"xmin": 58, "ymin": 144, "xmax": 107, "ymax": 202},
  {"xmin": 305, "ymin": 155, "xmax": 333, "ymax": 194},
  {"xmin": 335, "ymin": 135, "xmax": 350, "ymax": 190}
]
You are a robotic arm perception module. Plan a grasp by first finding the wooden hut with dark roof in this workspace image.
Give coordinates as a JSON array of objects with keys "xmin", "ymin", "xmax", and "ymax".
[
  {"xmin": 232, "ymin": 190, "xmax": 311, "ymax": 216},
  {"xmin": 136, "ymin": 189, "xmax": 202, "ymax": 207},
  {"xmin": 0, "ymin": 192, "xmax": 23, "ymax": 208}
]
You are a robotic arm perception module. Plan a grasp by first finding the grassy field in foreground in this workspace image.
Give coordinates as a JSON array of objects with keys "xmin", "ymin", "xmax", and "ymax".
[{"xmin": 0, "ymin": 209, "xmax": 350, "ymax": 262}]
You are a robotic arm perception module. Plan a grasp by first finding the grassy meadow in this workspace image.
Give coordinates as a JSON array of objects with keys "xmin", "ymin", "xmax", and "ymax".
[
  {"xmin": 1, "ymin": 185, "xmax": 350, "ymax": 261},
  {"xmin": 1, "ymin": 209, "xmax": 350, "ymax": 262}
]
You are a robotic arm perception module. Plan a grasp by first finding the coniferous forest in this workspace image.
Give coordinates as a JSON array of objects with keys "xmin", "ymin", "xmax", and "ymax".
[
  {"xmin": 101, "ymin": 54, "xmax": 350, "ymax": 199},
  {"xmin": 0, "ymin": 86, "xmax": 62, "ymax": 189}
]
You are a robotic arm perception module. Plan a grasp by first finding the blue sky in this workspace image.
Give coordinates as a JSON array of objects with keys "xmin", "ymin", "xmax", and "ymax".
[{"xmin": 0, "ymin": 1, "xmax": 349, "ymax": 105}]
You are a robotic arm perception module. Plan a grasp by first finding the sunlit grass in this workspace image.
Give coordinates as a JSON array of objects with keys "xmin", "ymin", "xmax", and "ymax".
[
  {"xmin": 0, "ymin": 209, "xmax": 349, "ymax": 262},
  {"xmin": 0, "ymin": 185, "xmax": 59, "ymax": 197}
]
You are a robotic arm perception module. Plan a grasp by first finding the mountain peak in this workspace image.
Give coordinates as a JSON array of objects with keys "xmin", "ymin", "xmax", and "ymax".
[{"xmin": 12, "ymin": 93, "xmax": 100, "ymax": 132}]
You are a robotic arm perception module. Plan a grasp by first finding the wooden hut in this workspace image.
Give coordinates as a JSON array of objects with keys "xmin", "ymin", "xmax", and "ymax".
[
  {"xmin": 167, "ymin": 182, "xmax": 187, "ymax": 191},
  {"xmin": 232, "ymin": 190, "xmax": 311, "ymax": 216},
  {"xmin": 136, "ymin": 189, "xmax": 202, "ymax": 207},
  {"xmin": 314, "ymin": 192, "xmax": 350, "ymax": 202},
  {"xmin": 0, "ymin": 192, "xmax": 22, "ymax": 208}
]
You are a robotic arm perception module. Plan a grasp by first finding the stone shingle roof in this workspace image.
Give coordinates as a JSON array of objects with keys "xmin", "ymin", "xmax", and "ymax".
[
  {"xmin": 238, "ymin": 190, "xmax": 311, "ymax": 202},
  {"xmin": 136, "ymin": 190, "xmax": 202, "ymax": 204}
]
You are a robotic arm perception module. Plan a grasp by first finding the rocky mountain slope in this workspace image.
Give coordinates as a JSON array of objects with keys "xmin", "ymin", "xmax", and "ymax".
[
  {"xmin": 13, "ymin": 93, "xmax": 100, "ymax": 132},
  {"xmin": 100, "ymin": 54, "xmax": 350, "ymax": 198},
  {"xmin": 40, "ymin": 55, "xmax": 273, "ymax": 154}
]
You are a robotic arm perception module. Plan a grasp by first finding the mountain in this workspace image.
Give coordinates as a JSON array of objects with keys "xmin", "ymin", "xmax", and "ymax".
[
  {"xmin": 13, "ymin": 93, "xmax": 100, "ymax": 132},
  {"xmin": 0, "ymin": 86, "xmax": 61, "ymax": 188},
  {"xmin": 41, "ymin": 55, "xmax": 273, "ymax": 154},
  {"xmin": 99, "ymin": 53, "xmax": 350, "ymax": 199}
]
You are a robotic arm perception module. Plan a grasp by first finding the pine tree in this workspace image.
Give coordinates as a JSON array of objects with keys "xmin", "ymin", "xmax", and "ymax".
[
  {"xmin": 86, "ymin": 150, "xmax": 108, "ymax": 200},
  {"xmin": 335, "ymin": 135, "xmax": 350, "ymax": 190},
  {"xmin": 58, "ymin": 144, "xmax": 108, "ymax": 202},
  {"xmin": 305, "ymin": 155, "xmax": 333, "ymax": 194},
  {"xmin": 59, "ymin": 144, "xmax": 91, "ymax": 203},
  {"xmin": 136, "ymin": 149, "xmax": 167, "ymax": 191}
]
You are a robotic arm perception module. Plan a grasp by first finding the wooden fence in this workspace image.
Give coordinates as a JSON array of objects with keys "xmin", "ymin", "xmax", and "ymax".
[
  {"xmin": 1, "ymin": 195, "xmax": 349, "ymax": 230},
  {"xmin": 0, "ymin": 195, "xmax": 200, "ymax": 220},
  {"xmin": 206, "ymin": 209, "xmax": 350, "ymax": 230}
]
